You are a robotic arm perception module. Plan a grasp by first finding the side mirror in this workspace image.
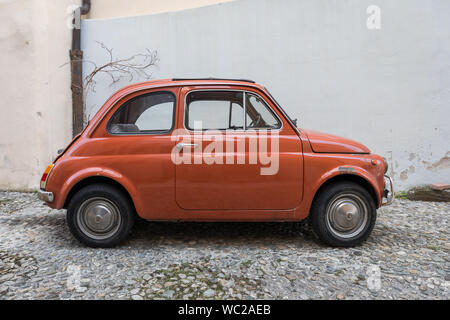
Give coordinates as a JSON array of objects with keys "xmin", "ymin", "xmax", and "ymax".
[{"xmin": 293, "ymin": 118, "xmax": 298, "ymax": 127}]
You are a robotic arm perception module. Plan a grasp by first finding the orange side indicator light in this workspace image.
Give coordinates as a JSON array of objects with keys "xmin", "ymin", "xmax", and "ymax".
[{"xmin": 40, "ymin": 164, "xmax": 54, "ymax": 190}]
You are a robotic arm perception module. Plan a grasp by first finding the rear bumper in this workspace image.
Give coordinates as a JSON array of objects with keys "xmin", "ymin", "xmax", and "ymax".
[
  {"xmin": 38, "ymin": 189, "xmax": 54, "ymax": 203},
  {"xmin": 382, "ymin": 175, "xmax": 394, "ymax": 206}
]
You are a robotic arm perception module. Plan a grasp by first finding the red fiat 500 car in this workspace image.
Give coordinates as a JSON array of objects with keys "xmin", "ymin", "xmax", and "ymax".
[{"xmin": 38, "ymin": 78, "xmax": 393, "ymax": 248}]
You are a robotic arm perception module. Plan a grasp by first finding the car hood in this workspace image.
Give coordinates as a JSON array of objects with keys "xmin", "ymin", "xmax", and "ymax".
[{"xmin": 302, "ymin": 129, "xmax": 370, "ymax": 154}]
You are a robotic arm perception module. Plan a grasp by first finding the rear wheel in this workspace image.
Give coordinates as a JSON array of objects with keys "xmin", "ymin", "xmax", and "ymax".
[
  {"xmin": 309, "ymin": 181, "xmax": 377, "ymax": 247},
  {"xmin": 67, "ymin": 183, "xmax": 135, "ymax": 248}
]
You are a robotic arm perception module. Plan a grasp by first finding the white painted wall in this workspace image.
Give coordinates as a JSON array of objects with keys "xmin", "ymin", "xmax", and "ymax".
[
  {"xmin": 0, "ymin": 0, "xmax": 79, "ymax": 190},
  {"xmin": 81, "ymin": 0, "xmax": 450, "ymax": 190}
]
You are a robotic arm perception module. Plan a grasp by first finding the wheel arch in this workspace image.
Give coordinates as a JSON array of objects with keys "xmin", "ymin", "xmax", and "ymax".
[
  {"xmin": 63, "ymin": 176, "xmax": 138, "ymax": 215},
  {"xmin": 311, "ymin": 174, "xmax": 379, "ymax": 211}
]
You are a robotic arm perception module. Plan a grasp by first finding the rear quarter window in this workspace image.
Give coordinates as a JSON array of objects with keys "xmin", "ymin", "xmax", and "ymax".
[{"xmin": 108, "ymin": 91, "xmax": 176, "ymax": 135}]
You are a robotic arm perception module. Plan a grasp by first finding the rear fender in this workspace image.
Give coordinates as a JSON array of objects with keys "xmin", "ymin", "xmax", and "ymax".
[{"xmin": 55, "ymin": 167, "xmax": 143, "ymax": 215}]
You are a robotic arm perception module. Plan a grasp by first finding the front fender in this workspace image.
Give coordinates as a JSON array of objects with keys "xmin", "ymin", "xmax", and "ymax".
[
  {"xmin": 314, "ymin": 165, "xmax": 382, "ymax": 206},
  {"xmin": 297, "ymin": 161, "xmax": 384, "ymax": 220}
]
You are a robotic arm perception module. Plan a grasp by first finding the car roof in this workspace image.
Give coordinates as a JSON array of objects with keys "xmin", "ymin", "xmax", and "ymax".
[
  {"xmin": 114, "ymin": 78, "xmax": 266, "ymax": 94},
  {"xmin": 171, "ymin": 77, "xmax": 256, "ymax": 83}
]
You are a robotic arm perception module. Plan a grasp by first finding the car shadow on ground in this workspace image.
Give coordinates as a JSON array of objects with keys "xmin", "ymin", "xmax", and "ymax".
[
  {"xmin": 1, "ymin": 208, "xmax": 321, "ymax": 249},
  {"xmin": 126, "ymin": 218, "xmax": 318, "ymax": 248},
  {"xmin": 3, "ymin": 206, "xmax": 394, "ymax": 249}
]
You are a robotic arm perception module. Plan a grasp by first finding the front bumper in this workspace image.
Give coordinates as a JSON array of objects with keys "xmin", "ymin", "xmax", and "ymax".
[
  {"xmin": 38, "ymin": 189, "xmax": 54, "ymax": 203},
  {"xmin": 382, "ymin": 175, "xmax": 394, "ymax": 206}
]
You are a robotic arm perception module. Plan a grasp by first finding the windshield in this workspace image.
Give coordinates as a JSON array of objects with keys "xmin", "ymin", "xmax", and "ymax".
[{"xmin": 263, "ymin": 88, "xmax": 297, "ymax": 126}]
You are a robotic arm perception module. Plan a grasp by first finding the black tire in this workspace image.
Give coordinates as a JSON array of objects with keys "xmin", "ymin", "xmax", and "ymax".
[
  {"xmin": 309, "ymin": 181, "xmax": 377, "ymax": 247},
  {"xmin": 67, "ymin": 183, "xmax": 135, "ymax": 248}
]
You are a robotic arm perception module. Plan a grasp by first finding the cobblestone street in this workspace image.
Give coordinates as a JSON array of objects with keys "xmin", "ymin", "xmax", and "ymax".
[{"xmin": 0, "ymin": 191, "xmax": 448, "ymax": 300}]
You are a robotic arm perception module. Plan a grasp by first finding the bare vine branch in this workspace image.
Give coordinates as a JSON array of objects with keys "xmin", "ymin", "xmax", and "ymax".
[
  {"xmin": 83, "ymin": 41, "xmax": 159, "ymax": 94},
  {"xmin": 60, "ymin": 41, "xmax": 159, "ymax": 125}
]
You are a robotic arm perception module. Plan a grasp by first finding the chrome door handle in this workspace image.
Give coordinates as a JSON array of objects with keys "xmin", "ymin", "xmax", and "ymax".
[{"xmin": 176, "ymin": 143, "xmax": 198, "ymax": 149}]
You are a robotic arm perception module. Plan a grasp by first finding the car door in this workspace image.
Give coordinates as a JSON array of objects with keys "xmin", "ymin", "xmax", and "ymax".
[
  {"xmin": 95, "ymin": 88, "xmax": 179, "ymax": 219},
  {"xmin": 174, "ymin": 86, "xmax": 303, "ymax": 211}
]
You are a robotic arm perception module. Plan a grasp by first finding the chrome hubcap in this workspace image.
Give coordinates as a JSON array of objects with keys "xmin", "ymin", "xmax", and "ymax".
[
  {"xmin": 326, "ymin": 193, "xmax": 368, "ymax": 239},
  {"xmin": 77, "ymin": 197, "xmax": 121, "ymax": 240}
]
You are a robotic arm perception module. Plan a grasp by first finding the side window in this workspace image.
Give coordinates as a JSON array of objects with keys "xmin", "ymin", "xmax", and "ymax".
[
  {"xmin": 186, "ymin": 91, "xmax": 244, "ymax": 130},
  {"xmin": 230, "ymin": 103, "xmax": 244, "ymax": 128},
  {"xmin": 108, "ymin": 91, "xmax": 175, "ymax": 134},
  {"xmin": 245, "ymin": 93, "xmax": 281, "ymax": 129}
]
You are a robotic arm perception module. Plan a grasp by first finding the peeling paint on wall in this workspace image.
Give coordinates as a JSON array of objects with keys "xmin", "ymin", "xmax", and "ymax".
[
  {"xmin": 426, "ymin": 152, "xmax": 450, "ymax": 171},
  {"xmin": 400, "ymin": 169, "xmax": 408, "ymax": 181}
]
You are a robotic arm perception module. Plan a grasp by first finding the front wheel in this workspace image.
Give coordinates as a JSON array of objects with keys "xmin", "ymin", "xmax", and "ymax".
[
  {"xmin": 309, "ymin": 181, "xmax": 377, "ymax": 247},
  {"xmin": 67, "ymin": 183, "xmax": 135, "ymax": 248}
]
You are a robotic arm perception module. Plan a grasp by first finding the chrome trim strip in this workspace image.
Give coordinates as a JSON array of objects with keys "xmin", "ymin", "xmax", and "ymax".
[{"xmin": 243, "ymin": 91, "xmax": 247, "ymax": 130}]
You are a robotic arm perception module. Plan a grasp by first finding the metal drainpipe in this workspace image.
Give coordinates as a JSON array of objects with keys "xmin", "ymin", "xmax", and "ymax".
[{"xmin": 70, "ymin": 0, "xmax": 91, "ymax": 137}]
